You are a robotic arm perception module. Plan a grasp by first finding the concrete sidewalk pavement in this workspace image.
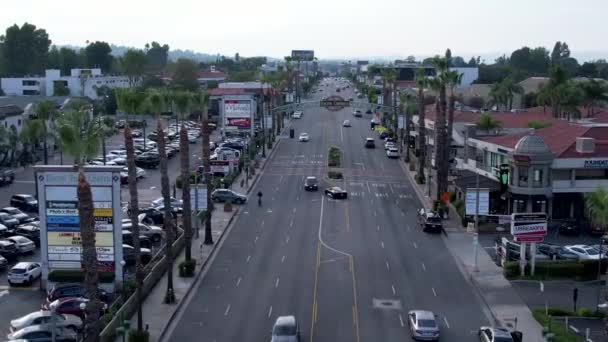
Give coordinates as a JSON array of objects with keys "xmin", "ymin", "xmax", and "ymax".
[{"xmin": 401, "ymin": 160, "xmax": 546, "ymax": 342}]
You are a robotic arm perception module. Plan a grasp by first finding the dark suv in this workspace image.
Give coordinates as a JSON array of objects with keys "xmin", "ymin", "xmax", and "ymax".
[
  {"xmin": 417, "ymin": 209, "xmax": 443, "ymax": 233},
  {"xmin": 10, "ymin": 194, "xmax": 38, "ymax": 212},
  {"xmin": 135, "ymin": 152, "xmax": 160, "ymax": 169},
  {"xmin": 0, "ymin": 239, "xmax": 18, "ymax": 260},
  {"xmin": 304, "ymin": 177, "xmax": 319, "ymax": 191},
  {"xmin": 211, "ymin": 189, "xmax": 247, "ymax": 204},
  {"xmin": 0, "ymin": 169, "xmax": 15, "ymax": 186}
]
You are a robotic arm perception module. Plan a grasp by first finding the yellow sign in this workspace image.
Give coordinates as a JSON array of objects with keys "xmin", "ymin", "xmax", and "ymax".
[
  {"xmin": 47, "ymin": 232, "xmax": 114, "ymax": 247},
  {"xmin": 93, "ymin": 208, "xmax": 113, "ymax": 217}
]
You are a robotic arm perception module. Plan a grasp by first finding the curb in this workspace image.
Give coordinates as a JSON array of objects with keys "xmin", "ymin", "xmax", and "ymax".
[
  {"xmin": 158, "ymin": 208, "xmax": 240, "ymax": 341},
  {"xmin": 246, "ymin": 134, "xmax": 283, "ymax": 195}
]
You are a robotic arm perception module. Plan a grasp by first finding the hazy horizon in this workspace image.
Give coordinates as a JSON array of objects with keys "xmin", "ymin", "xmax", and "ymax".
[{"xmin": 2, "ymin": 0, "xmax": 607, "ymax": 62}]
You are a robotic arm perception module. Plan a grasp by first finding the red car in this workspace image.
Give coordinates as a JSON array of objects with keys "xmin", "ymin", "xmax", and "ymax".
[{"xmin": 42, "ymin": 297, "xmax": 107, "ymax": 320}]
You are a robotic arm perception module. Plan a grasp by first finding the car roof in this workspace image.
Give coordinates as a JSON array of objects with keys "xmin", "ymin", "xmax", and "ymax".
[
  {"xmin": 493, "ymin": 327, "xmax": 513, "ymax": 337},
  {"xmin": 12, "ymin": 262, "xmax": 36, "ymax": 268},
  {"xmin": 411, "ymin": 310, "xmax": 435, "ymax": 320},
  {"xmin": 366, "ymin": 137, "xmax": 374, "ymax": 141},
  {"xmin": 306, "ymin": 176, "xmax": 317, "ymax": 180},
  {"xmin": 275, "ymin": 315, "xmax": 296, "ymax": 326}
]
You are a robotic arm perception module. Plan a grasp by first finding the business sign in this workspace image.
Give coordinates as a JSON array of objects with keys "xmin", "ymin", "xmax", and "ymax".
[
  {"xmin": 291, "ymin": 50, "xmax": 314, "ymax": 61},
  {"xmin": 210, "ymin": 161, "xmax": 230, "ymax": 175},
  {"xmin": 36, "ymin": 166, "xmax": 124, "ymax": 292},
  {"xmin": 226, "ymin": 117, "xmax": 251, "ymax": 130},
  {"xmin": 191, "ymin": 186, "xmax": 208, "ymax": 211},
  {"xmin": 320, "ymin": 96, "xmax": 350, "ymax": 111},
  {"xmin": 224, "ymin": 100, "xmax": 252, "ymax": 118},
  {"xmin": 584, "ymin": 160, "xmax": 608, "ymax": 168},
  {"xmin": 510, "ymin": 212, "xmax": 547, "ymax": 237},
  {"xmin": 465, "ymin": 188, "xmax": 489, "ymax": 215},
  {"xmin": 514, "ymin": 235, "xmax": 545, "ymax": 243}
]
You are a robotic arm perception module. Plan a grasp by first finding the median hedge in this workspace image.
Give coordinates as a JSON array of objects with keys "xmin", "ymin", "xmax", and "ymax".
[
  {"xmin": 328, "ymin": 146, "xmax": 342, "ymax": 167},
  {"xmin": 48, "ymin": 269, "xmax": 116, "ymax": 283},
  {"xmin": 504, "ymin": 260, "xmax": 608, "ymax": 281}
]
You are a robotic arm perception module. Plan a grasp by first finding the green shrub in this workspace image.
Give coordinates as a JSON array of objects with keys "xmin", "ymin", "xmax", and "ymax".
[
  {"xmin": 178, "ymin": 259, "xmax": 197, "ymax": 277},
  {"xmin": 328, "ymin": 147, "xmax": 342, "ymax": 168},
  {"xmin": 531, "ymin": 309, "xmax": 582, "ymax": 341},
  {"xmin": 580, "ymin": 259, "xmax": 608, "ymax": 280},
  {"xmin": 48, "ymin": 270, "xmax": 115, "ymax": 283},
  {"xmin": 128, "ymin": 330, "xmax": 150, "ymax": 342},
  {"xmin": 327, "ymin": 171, "xmax": 343, "ymax": 179},
  {"xmin": 503, "ymin": 261, "xmax": 520, "ymax": 279},
  {"xmin": 449, "ymin": 192, "xmax": 457, "ymax": 203},
  {"xmin": 547, "ymin": 307, "xmax": 573, "ymax": 316},
  {"xmin": 415, "ymin": 174, "xmax": 425, "ymax": 184},
  {"xmin": 534, "ymin": 261, "xmax": 584, "ymax": 279}
]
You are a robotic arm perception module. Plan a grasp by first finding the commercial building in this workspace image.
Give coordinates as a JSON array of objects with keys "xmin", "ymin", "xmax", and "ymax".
[{"xmin": 1, "ymin": 69, "xmax": 132, "ymax": 99}]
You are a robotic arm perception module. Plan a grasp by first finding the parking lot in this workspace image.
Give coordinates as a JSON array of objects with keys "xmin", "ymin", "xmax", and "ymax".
[{"xmin": 0, "ymin": 117, "xmax": 219, "ymax": 337}]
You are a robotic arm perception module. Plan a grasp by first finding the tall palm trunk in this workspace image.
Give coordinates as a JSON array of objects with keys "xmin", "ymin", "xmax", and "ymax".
[
  {"xmin": 434, "ymin": 84, "xmax": 447, "ymax": 200},
  {"xmin": 202, "ymin": 104, "xmax": 214, "ymax": 245},
  {"xmin": 157, "ymin": 124, "xmax": 176, "ymax": 303},
  {"xmin": 180, "ymin": 123, "xmax": 193, "ymax": 261},
  {"xmin": 417, "ymin": 87, "xmax": 426, "ymax": 182},
  {"xmin": 78, "ymin": 171, "xmax": 101, "ymax": 342},
  {"xmin": 446, "ymin": 93, "xmax": 456, "ymax": 183},
  {"xmin": 124, "ymin": 124, "xmax": 143, "ymax": 331}
]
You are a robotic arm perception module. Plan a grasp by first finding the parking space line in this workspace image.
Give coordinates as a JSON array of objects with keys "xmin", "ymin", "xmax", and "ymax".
[
  {"xmin": 399, "ymin": 314, "xmax": 404, "ymax": 327},
  {"xmin": 224, "ymin": 304, "xmax": 231, "ymax": 316},
  {"xmin": 432, "ymin": 287, "xmax": 437, "ymax": 297},
  {"xmin": 443, "ymin": 316, "xmax": 450, "ymax": 329},
  {"xmin": 236, "ymin": 277, "xmax": 241, "ymax": 287}
]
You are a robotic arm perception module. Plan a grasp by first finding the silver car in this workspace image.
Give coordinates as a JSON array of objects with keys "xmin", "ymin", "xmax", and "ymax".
[
  {"xmin": 271, "ymin": 315, "xmax": 300, "ymax": 342},
  {"xmin": 7, "ymin": 324, "xmax": 78, "ymax": 341},
  {"xmin": 408, "ymin": 310, "xmax": 440, "ymax": 341},
  {"xmin": 10, "ymin": 310, "xmax": 82, "ymax": 332}
]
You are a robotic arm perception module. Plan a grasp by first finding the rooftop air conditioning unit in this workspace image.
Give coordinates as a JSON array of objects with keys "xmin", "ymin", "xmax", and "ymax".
[{"xmin": 576, "ymin": 137, "xmax": 595, "ymax": 153}]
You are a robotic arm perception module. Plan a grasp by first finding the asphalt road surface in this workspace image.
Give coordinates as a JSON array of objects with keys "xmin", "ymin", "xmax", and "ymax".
[{"xmin": 165, "ymin": 79, "xmax": 491, "ymax": 342}]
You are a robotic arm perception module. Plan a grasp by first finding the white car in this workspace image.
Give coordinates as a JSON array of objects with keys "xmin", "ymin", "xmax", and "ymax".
[
  {"xmin": 108, "ymin": 150, "xmax": 127, "ymax": 158},
  {"xmin": 10, "ymin": 310, "xmax": 82, "ymax": 332},
  {"xmin": 121, "ymin": 167, "xmax": 146, "ymax": 179},
  {"xmin": 6, "ymin": 236, "xmax": 35, "ymax": 254},
  {"xmin": 293, "ymin": 111, "xmax": 303, "ymax": 119},
  {"xmin": 342, "ymin": 120, "xmax": 351, "ymax": 127},
  {"xmin": 564, "ymin": 245, "xmax": 605, "ymax": 260},
  {"xmin": 386, "ymin": 147, "xmax": 399, "ymax": 158},
  {"xmin": 384, "ymin": 141, "xmax": 396, "ymax": 150},
  {"xmin": 299, "ymin": 133, "xmax": 310, "ymax": 142},
  {"xmin": 8, "ymin": 262, "xmax": 41, "ymax": 285}
]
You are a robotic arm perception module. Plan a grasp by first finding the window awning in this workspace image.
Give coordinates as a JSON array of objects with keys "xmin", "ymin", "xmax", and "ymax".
[{"xmin": 453, "ymin": 170, "xmax": 501, "ymax": 192}]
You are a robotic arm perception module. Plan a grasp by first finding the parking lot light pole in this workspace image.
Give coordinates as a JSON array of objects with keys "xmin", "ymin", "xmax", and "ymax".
[{"xmin": 79, "ymin": 302, "xmax": 86, "ymax": 341}]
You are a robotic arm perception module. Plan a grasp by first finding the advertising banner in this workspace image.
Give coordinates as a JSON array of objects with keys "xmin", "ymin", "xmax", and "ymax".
[
  {"xmin": 224, "ymin": 100, "xmax": 252, "ymax": 118},
  {"xmin": 210, "ymin": 160, "xmax": 230, "ymax": 175},
  {"xmin": 47, "ymin": 231, "xmax": 114, "ymax": 246},
  {"xmin": 226, "ymin": 117, "xmax": 251, "ymax": 130},
  {"xmin": 291, "ymin": 50, "xmax": 315, "ymax": 61},
  {"xmin": 465, "ymin": 188, "xmax": 489, "ymax": 215}
]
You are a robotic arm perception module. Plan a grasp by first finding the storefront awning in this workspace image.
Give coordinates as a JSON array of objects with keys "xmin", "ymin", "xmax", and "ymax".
[{"xmin": 453, "ymin": 170, "xmax": 501, "ymax": 192}]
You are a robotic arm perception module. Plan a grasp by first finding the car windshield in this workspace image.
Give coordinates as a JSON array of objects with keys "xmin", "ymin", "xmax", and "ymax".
[
  {"xmin": 273, "ymin": 324, "xmax": 296, "ymax": 336},
  {"xmin": 417, "ymin": 319, "xmax": 437, "ymax": 328},
  {"xmin": 10, "ymin": 268, "xmax": 26, "ymax": 274},
  {"xmin": 426, "ymin": 216, "xmax": 441, "ymax": 223},
  {"xmin": 494, "ymin": 337, "xmax": 514, "ymax": 342}
]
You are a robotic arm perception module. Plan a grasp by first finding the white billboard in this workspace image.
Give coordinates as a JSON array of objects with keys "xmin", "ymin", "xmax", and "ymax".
[
  {"xmin": 465, "ymin": 188, "xmax": 489, "ymax": 215},
  {"xmin": 224, "ymin": 100, "xmax": 252, "ymax": 118}
]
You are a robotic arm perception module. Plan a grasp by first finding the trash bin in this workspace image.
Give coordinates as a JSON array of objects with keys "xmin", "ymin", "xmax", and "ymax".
[{"xmin": 289, "ymin": 129, "xmax": 295, "ymax": 138}]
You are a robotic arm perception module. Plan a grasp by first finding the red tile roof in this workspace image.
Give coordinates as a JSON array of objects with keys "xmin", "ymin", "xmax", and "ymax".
[
  {"xmin": 559, "ymin": 127, "xmax": 608, "ymax": 158},
  {"xmin": 424, "ymin": 105, "xmax": 558, "ymax": 129}
]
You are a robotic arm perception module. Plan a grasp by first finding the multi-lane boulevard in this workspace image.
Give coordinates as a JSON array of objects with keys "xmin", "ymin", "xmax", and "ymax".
[{"xmin": 165, "ymin": 79, "xmax": 491, "ymax": 341}]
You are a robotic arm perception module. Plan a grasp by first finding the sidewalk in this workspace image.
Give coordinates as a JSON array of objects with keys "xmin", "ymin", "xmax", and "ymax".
[
  {"xmin": 116, "ymin": 123, "xmax": 289, "ymax": 342},
  {"xmin": 401, "ymin": 159, "xmax": 546, "ymax": 342}
]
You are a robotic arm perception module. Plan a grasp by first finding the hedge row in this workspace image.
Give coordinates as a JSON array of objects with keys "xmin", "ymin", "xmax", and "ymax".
[
  {"xmin": 48, "ymin": 270, "xmax": 116, "ymax": 283},
  {"xmin": 504, "ymin": 260, "xmax": 608, "ymax": 281},
  {"xmin": 328, "ymin": 147, "xmax": 341, "ymax": 168}
]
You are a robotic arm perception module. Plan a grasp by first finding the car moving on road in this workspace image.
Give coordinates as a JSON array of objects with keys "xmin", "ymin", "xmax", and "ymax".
[
  {"xmin": 293, "ymin": 111, "xmax": 303, "ymax": 119},
  {"xmin": 304, "ymin": 176, "xmax": 319, "ymax": 191},
  {"xmin": 407, "ymin": 310, "xmax": 440, "ymax": 341},
  {"xmin": 324, "ymin": 187, "xmax": 348, "ymax": 199},
  {"xmin": 299, "ymin": 133, "xmax": 310, "ymax": 142},
  {"xmin": 417, "ymin": 208, "xmax": 443, "ymax": 233},
  {"xmin": 364, "ymin": 138, "xmax": 375, "ymax": 148},
  {"xmin": 386, "ymin": 147, "xmax": 399, "ymax": 158},
  {"xmin": 342, "ymin": 120, "xmax": 351, "ymax": 127},
  {"xmin": 478, "ymin": 326, "xmax": 515, "ymax": 342},
  {"xmin": 271, "ymin": 316, "xmax": 300, "ymax": 342}
]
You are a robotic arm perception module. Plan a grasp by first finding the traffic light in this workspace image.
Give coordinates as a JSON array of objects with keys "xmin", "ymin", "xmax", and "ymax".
[{"xmin": 499, "ymin": 164, "xmax": 509, "ymax": 194}]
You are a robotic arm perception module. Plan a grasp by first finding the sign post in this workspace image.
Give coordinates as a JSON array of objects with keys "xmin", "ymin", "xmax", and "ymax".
[{"xmin": 511, "ymin": 212, "xmax": 548, "ymax": 276}]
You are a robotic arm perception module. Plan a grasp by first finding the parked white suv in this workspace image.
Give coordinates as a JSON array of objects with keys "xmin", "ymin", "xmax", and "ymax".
[
  {"xmin": 293, "ymin": 111, "xmax": 303, "ymax": 119},
  {"xmin": 8, "ymin": 262, "xmax": 41, "ymax": 285}
]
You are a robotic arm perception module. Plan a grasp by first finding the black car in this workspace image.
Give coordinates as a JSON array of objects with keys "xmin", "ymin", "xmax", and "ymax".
[
  {"xmin": 0, "ymin": 212, "xmax": 19, "ymax": 230},
  {"xmin": 558, "ymin": 220, "xmax": 582, "ymax": 236},
  {"xmin": 46, "ymin": 283, "xmax": 110, "ymax": 304},
  {"xmin": 379, "ymin": 131, "xmax": 390, "ymax": 139},
  {"xmin": 304, "ymin": 177, "xmax": 319, "ymax": 191},
  {"xmin": 135, "ymin": 152, "xmax": 160, "ymax": 168},
  {"xmin": 324, "ymin": 187, "xmax": 348, "ymax": 199},
  {"xmin": 123, "ymin": 244, "xmax": 152, "ymax": 265},
  {"xmin": 10, "ymin": 194, "xmax": 38, "ymax": 212},
  {"xmin": 417, "ymin": 208, "xmax": 443, "ymax": 233},
  {"xmin": 0, "ymin": 169, "xmax": 15, "ymax": 186},
  {"xmin": 136, "ymin": 207, "xmax": 168, "ymax": 225},
  {"xmin": 365, "ymin": 138, "xmax": 375, "ymax": 148},
  {"xmin": 14, "ymin": 226, "xmax": 40, "ymax": 247},
  {"xmin": 122, "ymin": 230, "xmax": 152, "ymax": 249},
  {"xmin": 0, "ymin": 239, "xmax": 18, "ymax": 260},
  {"xmin": 537, "ymin": 243, "xmax": 579, "ymax": 260}
]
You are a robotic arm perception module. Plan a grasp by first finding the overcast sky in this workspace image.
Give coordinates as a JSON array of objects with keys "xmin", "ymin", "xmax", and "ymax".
[{"xmin": 2, "ymin": 0, "xmax": 606, "ymax": 61}]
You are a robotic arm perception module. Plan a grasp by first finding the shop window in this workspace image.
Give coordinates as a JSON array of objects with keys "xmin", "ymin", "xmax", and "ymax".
[
  {"xmin": 533, "ymin": 200, "xmax": 546, "ymax": 212},
  {"xmin": 514, "ymin": 200, "xmax": 526, "ymax": 213},
  {"xmin": 518, "ymin": 167, "xmax": 529, "ymax": 187},
  {"xmin": 533, "ymin": 169, "xmax": 544, "ymax": 187}
]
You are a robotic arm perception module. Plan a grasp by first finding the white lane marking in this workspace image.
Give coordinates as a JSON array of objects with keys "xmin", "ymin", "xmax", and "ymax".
[
  {"xmin": 413, "ymin": 242, "xmax": 418, "ymax": 249},
  {"xmin": 389, "ymin": 184, "xmax": 395, "ymax": 194},
  {"xmin": 386, "ymin": 261, "xmax": 390, "ymax": 271},
  {"xmin": 236, "ymin": 277, "xmax": 241, "ymax": 287},
  {"xmin": 261, "ymin": 220, "xmax": 265, "ymax": 226},
  {"xmin": 318, "ymin": 196, "xmax": 351, "ymax": 257},
  {"xmin": 0, "ymin": 290, "xmax": 8, "ymax": 298},
  {"xmin": 290, "ymin": 220, "xmax": 294, "ymax": 228},
  {"xmin": 377, "ymin": 225, "xmax": 380, "ymax": 231},
  {"xmin": 340, "ymin": 125, "xmax": 344, "ymax": 142},
  {"xmin": 366, "ymin": 182, "xmax": 371, "ymax": 194},
  {"xmin": 293, "ymin": 208, "xmax": 296, "ymax": 214},
  {"xmin": 443, "ymin": 317, "xmax": 450, "ymax": 329},
  {"xmin": 224, "ymin": 304, "xmax": 231, "ymax": 316},
  {"xmin": 286, "ymin": 235, "xmax": 290, "ymax": 243},
  {"xmin": 392, "ymin": 285, "xmax": 396, "ymax": 295},
  {"xmin": 381, "ymin": 241, "xmax": 385, "ymax": 249},
  {"xmin": 296, "ymin": 195, "xmax": 300, "ymax": 201},
  {"xmin": 373, "ymin": 211, "xmax": 377, "ymax": 217},
  {"xmin": 246, "ymin": 255, "xmax": 251, "ymax": 263},
  {"xmin": 421, "ymin": 263, "xmax": 426, "ymax": 271},
  {"xmin": 399, "ymin": 314, "xmax": 404, "ymax": 327},
  {"xmin": 432, "ymin": 287, "xmax": 437, "ymax": 297},
  {"xmin": 279, "ymin": 175, "xmax": 284, "ymax": 183},
  {"xmin": 254, "ymin": 236, "xmax": 259, "ymax": 244},
  {"xmin": 275, "ymin": 278, "xmax": 280, "ymax": 288},
  {"xmin": 268, "ymin": 306, "xmax": 273, "ymax": 318},
  {"xmin": 281, "ymin": 255, "xmax": 285, "ymax": 263}
]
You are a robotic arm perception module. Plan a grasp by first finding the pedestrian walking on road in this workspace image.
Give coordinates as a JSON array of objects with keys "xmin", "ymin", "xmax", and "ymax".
[{"xmin": 257, "ymin": 191, "xmax": 263, "ymax": 207}]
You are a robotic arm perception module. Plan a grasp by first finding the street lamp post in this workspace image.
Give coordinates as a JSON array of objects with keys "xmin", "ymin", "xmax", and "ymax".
[
  {"xmin": 120, "ymin": 260, "xmax": 126, "ymax": 292},
  {"xmin": 79, "ymin": 302, "xmax": 86, "ymax": 341}
]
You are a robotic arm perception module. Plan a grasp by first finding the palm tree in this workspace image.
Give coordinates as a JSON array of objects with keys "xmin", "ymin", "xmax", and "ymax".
[
  {"xmin": 415, "ymin": 69, "xmax": 427, "ymax": 183},
  {"xmin": 585, "ymin": 188, "xmax": 608, "ymax": 293},
  {"xmin": 174, "ymin": 91, "xmax": 194, "ymax": 264},
  {"xmin": 33, "ymin": 100, "xmax": 58, "ymax": 164},
  {"xmin": 476, "ymin": 112, "xmax": 503, "ymax": 134},
  {"xmin": 19, "ymin": 119, "xmax": 44, "ymax": 166},
  {"xmin": 431, "ymin": 56, "xmax": 450, "ymax": 201},
  {"xmin": 399, "ymin": 92, "xmax": 414, "ymax": 163},
  {"xmin": 55, "ymin": 109, "xmax": 102, "ymax": 341},
  {"xmin": 501, "ymin": 77, "xmax": 524, "ymax": 110},
  {"xmin": 446, "ymin": 71, "xmax": 463, "ymax": 175},
  {"xmin": 580, "ymin": 79, "xmax": 608, "ymax": 116},
  {"xmin": 381, "ymin": 67, "xmax": 397, "ymax": 132},
  {"xmin": 489, "ymin": 82, "xmax": 508, "ymax": 110}
]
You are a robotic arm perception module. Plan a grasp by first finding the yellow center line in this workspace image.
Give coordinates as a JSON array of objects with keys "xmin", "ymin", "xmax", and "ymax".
[{"xmin": 310, "ymin": 241, "xmax": 321, "ymax": 342}]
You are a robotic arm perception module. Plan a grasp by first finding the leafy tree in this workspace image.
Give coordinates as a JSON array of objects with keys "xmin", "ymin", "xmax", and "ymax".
[
  {"xmin": 48, "ymin": 46, "xmax": 84, "ymax": 75},
  {"xmin": 0, "ymin": 23, "xmax": 51, "ymax": 76},
  {"xmin": 145, "ymin": 41, "xmax": 169, "ymax": 71},
  {"xmin": 578, "ymin": 62, "xmax": 598, "ymax": 78},
  {"xmin": 95, "ymin": 86, "xmax": 117, "ymax": 114},
  {"xmin": 34, "ymin": 100, "xmax": 58, "ymax": 164},
  {"xmin": 450, "ymin": 56, "xmax": 468, "ymax": 67},
  {"xmin": 580, "ymin": 79, "xmax": 608, "ymax": 116},
  {"xmin": 467, "ymin": 57, "xmax": 478, "ymax": 67},
  {"xmin": 510, "ymin": 47, "xmax": 550, "ymax": 75},
  {"xmin": 120, "ymin": 49, "xmax": 147, "ymax": 87},
  {"xmin": 53, "ymin": 82, "xmax": 70, "ymax": 96},
  {"xmin": 55, "ymin": 109, "xmax": 103, "ymax": 339},
  {"xmin": 586, "ymin": 188, "xmax": 608, "ymax": 230},
  {"xmin": 551, "ymin": 41, "xmax": 571, "ymax": 65},
  {"xmin": 476, "ymin": 112, "xmax": 502, "ymax": 133},
  {"xmin": 171, "ymin": 58, "xmax": 199, "ymax": 91},
  {"xmin": 229, "ymin": 70, "xmax": 256, "ymax": 82},
  {"xmin": 141, "ymin": 75, "xmax": 165, "ymax": 90},
  {"xmin": 84, "ymin": 41, "xmax": 113, "ymax": 72},
  {"xmin": 477, "ymin": 64, "xmax": 513, "ymax": 84}
]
